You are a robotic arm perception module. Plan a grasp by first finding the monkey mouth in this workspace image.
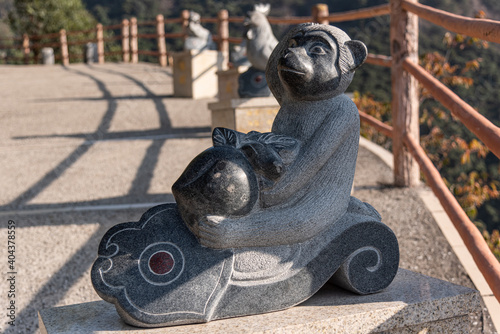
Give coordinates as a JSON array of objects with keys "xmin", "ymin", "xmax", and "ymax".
[{"xmin": 278, "ymin": 65, "xmax": 305, "ymax": 76}]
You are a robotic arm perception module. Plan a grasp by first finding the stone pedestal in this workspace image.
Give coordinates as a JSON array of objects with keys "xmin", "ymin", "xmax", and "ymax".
[
  {"xmin": 208, "ymin": 96, "xmax": 279, "ymax": 133},
  {"xmin": 38, "ymin": 269, "xmax": 480, "ymax": 333},
  {"xmin": 172, "ymin": 50, "xmax": 222, "ymax": 99},
  {"xmin": 216, "ymin": 66, "xmax": 249, "ymax": 101}
]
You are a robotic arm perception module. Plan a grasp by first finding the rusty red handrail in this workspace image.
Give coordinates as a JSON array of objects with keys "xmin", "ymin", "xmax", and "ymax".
[
  {"xmin": 164, "ymin": 32, "xmax": 184, "ymax": 39},
  {"xmin": 366, "ymin": 54, "xmax": 392, "ymax": 68},
  {"xmin": 328, "ymin": 4, "xmax": 390, "ymax": 22},
  {"xmin": 268, "ymin": 16, "xmax": 312, "ymax": 24},
  {"xmin": 200, "ymin": 17, "xmax": 218, "ymax": 24},
  {"xmin": 358, "ymin": 110, "xmax": 394, "ymax": 137},
  {"xmin": 403, "ymin": 133, "xmax": 500, "ymax": 301},
  {"xmin": 402, "ymin": 0, "xmax": 500, "ymax": 44}
]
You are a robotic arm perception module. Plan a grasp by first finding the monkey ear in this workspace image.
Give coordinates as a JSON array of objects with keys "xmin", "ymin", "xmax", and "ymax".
[{"xmin": 344, "ymin": 40, "xmax": 367, "ymax": 71}]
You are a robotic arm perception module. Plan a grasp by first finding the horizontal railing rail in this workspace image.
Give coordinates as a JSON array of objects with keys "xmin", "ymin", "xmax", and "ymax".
[
  {"xmin": 365, "ymin": 54, "xmax": 392, "ymax": 67},
  {"xmin": 359, "ymin": 110, "xmax": 394, "ymax": 137},
  {"xmin": 402, "ymin": 58, "xmax": 500, "ymax": 159},
  {"xmin": 403, "ymin": 133, "xmax": 500, "ymax": 301},
  {"xmin": 31, "ymin": 41, "xmax": 60, "ymax": 48},
  {"xmin": 102, "ymin": 23, "xmax": 122, "ymax": 30},
  {"xmin": 402, "ymin": 0, "xmax": 500, "ymax": 44},
  {"xmin": 328, "ymin": 4, "xmax": 390, "ymax": 22},
  {"xmin": 268, "ymin": 16, "xmax": 311, "ymax": 24}
]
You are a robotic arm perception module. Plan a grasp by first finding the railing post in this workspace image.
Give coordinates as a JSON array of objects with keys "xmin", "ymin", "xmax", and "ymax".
[
  {"xmin": 130, "ymin": 18, "xmax": 138, "ymax": 64},
  {"xmin": 96, "ymin": 23, "xmax": 105, "ymax": 64},
  {"xmin": 390, "ymin": 0, "xmax": 420, "ymax": 186},
  {"xmin": 181, "ymin": 10, "xmax": 190, "ymax": 42},
  {"xmin": 312, "ymin": 4, "xmax": 330, "ymax": 24},
  {"xmin": 22, "ymin": 33, "xmax": 30, "ymax": 64},
  {"xmin": 217, "ymin": 9, "xmax": 229, "ymax": 70},
  {"xmin": 59, "ymin": 30, "xmax": 69, "ymax": 66},
  {"xmin": 121, "ymin": 19, "xmax": 130, "ymax": 63},
  {"xmin": 156, "ymin": 14, "xmax": 167, "ymax": 67}
]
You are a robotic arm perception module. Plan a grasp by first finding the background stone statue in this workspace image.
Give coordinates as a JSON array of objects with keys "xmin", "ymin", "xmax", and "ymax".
[
  {"xmin": 230, "ymin": 40, "xmax": 251, "ymax": 67},
  {"xmin": 244, "ymin": 4, "xmax": 278, "ymax": 71},
  {"xmin": 238, "ymin": 4, "xmax": 278, "ymax": 97},
  {"xmin": 184, "ymin": 11, "xmax": 216, "ymax": 51},
  {"xmin": 92, "ymin": 23, "xmax": 399, "ymax": 328}
]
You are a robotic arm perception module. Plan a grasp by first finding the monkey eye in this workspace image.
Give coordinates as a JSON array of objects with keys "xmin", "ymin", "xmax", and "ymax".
[
  {"xmin": 310, "ymin": 45, "xmax": 327, "ymax": 55},
  {"xmin": 288, "ymin": 39, "xmax": 298, "ymax": 48}
]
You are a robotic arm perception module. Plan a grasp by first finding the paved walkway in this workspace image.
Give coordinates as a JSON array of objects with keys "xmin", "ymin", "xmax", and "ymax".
[{"xmin": 0, "ymin": 63, "xmax": 496, "ymax": 333}]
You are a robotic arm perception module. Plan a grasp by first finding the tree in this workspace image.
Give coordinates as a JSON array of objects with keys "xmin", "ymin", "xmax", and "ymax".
[{"xmin": 8, "ymin": 0, "xmax": 95, "ymax": 36}]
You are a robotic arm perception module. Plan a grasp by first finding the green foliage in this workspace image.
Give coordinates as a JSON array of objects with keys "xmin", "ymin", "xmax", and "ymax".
[
  {"xmin": 482, "ymin": 229, "xmax": 500, "ymax": 261},
  {"xmin": 84, "ymin": 0, "xmax": 173, "ymax": 24},
  {"xmin": 8, "ymin": 0, "xmax": 96, "ymax": 36},
  {"xmin": 343, "ymin": 15, "xmax": 392, "ymax": 102}
]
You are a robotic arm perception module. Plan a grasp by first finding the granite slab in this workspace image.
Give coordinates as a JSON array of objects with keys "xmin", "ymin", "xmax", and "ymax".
[
  {"xmin": 39, "ymin": 268, "xmax": 480, "ymax": 333},
  {"xmin": 208, "ymin": 96, "xmax": 279, "ymax": 133}
]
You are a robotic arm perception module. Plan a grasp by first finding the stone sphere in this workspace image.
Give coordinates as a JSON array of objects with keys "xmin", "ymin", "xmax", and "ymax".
[{"xmin": 172, "ymin": 146, "xmax": 259, "ymax": 228}]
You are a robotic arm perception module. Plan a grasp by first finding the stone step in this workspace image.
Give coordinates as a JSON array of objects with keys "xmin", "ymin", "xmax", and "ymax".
[{"xmin": 39, "ymin": 268, "xmax": 479, "ymax": 334}]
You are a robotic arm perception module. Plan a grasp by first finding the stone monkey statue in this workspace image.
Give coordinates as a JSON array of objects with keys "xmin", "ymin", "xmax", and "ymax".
[
  {"xmin": 93, "ymin": 24, "xmax": 400, "ymax": 327},
  {"xmin": 173, "ymin": 23, "xmax": 368, "ymax": 249}
]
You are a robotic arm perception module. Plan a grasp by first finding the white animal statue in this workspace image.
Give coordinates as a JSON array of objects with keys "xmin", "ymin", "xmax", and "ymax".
[
  {"xmin": 244, "ymin": 4, "xmax": 278, "ymax": 71},
  {"xmin": 184, "ymin": 11, "xmax": 216, "ymax": 51}
]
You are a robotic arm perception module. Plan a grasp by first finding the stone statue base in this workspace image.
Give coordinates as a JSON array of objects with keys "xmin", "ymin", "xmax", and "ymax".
[
  {"xmin": 91, "ymin": 197, "xmax": 399, "ymax": 328},
  {"xmin": 208, "ymin": 96, "xmax": 279, "ymax": 133},
  {"xmin": 238, "ymin": 66, "xmax": 272, "ymax": 98},
  {"xmin": 216, "ymin": 66, "xmax": 249, "ymax": 101},
  {"xmin": 172, "ymin": 50, "xmax": 223, "ymax": 99},
  {"xmin": 41, "ymin": 269, "xmax": 481, "ymax": 333}
]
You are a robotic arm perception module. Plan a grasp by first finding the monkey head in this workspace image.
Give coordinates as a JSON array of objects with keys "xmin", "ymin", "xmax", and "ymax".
[{"xmin": 266, "ymin": 23, "xmax": 367, "ymax": 103}]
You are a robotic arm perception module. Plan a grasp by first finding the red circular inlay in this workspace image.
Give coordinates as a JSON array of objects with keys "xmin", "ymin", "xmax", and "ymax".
[
  {"xmin": 149, "ymin": 251, "xmax": 174, "ymax": 275},
  {"xmin": 254, "ymin": 75, "xmax": 263, "ymax": 83}
]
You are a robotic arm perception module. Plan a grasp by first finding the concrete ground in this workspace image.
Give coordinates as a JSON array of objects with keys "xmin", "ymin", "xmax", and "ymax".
[{"xmin": 0, "ymin": 63, "xmax": 496, "ymax": 333}]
